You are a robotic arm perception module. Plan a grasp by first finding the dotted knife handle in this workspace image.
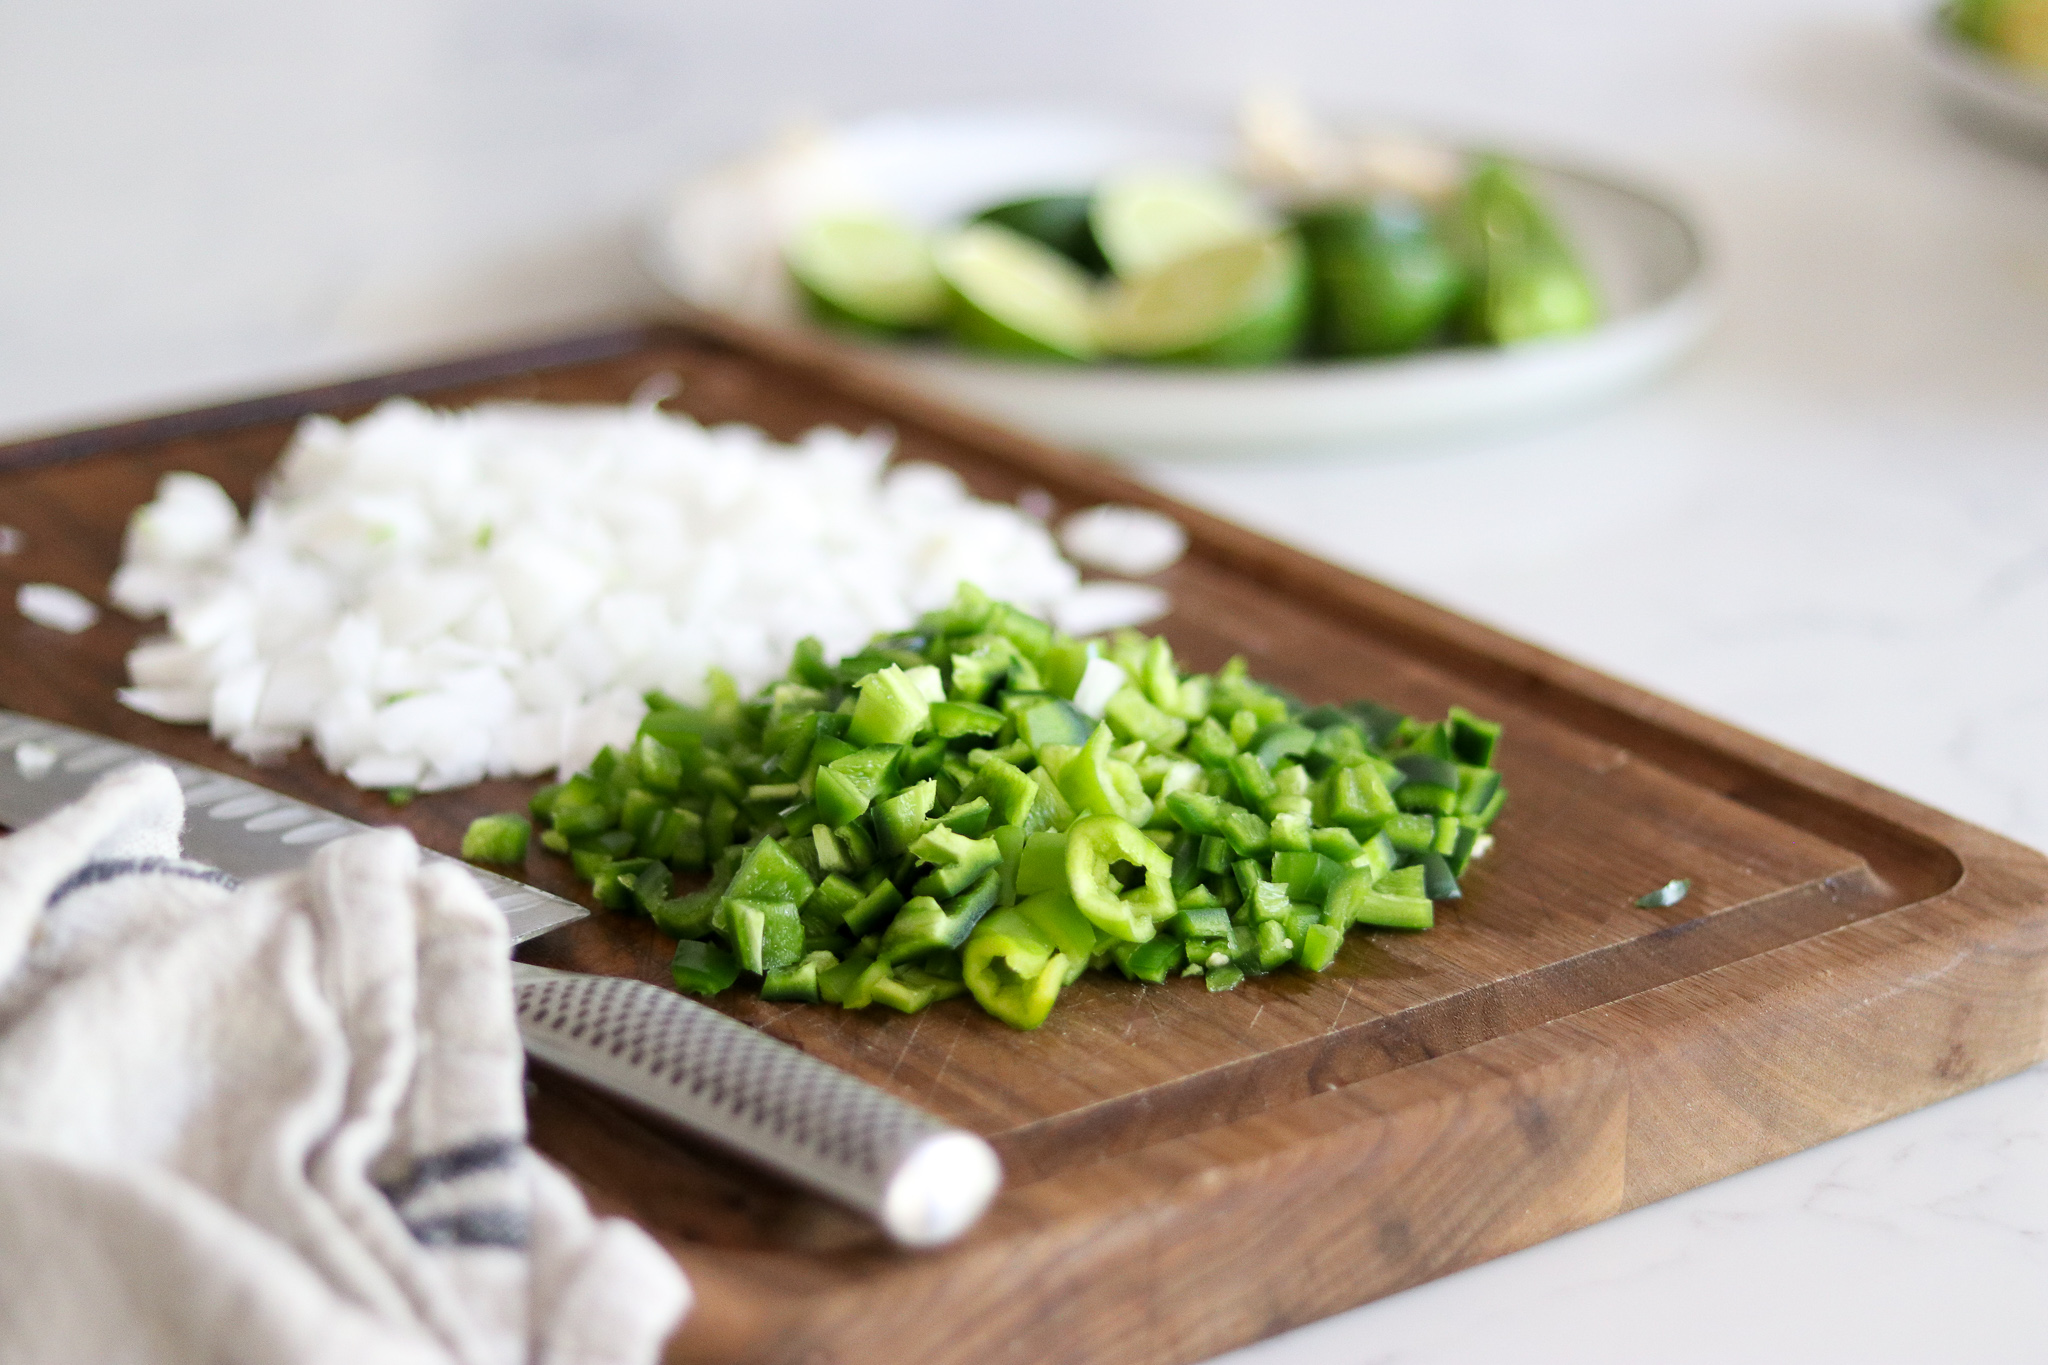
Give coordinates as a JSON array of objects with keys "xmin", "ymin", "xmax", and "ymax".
[{"xmin": 511, "ymin": 964, "xmax": 1001, "ymax": 1247}]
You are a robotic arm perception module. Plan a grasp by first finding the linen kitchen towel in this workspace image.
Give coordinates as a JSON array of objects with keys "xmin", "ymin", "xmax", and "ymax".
[{"xmin": 0, "ymin": 761, "xmax": 688, "ymax": 1365}]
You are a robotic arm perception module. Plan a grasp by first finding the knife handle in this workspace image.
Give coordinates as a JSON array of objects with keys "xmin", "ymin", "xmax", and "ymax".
[{"xmin": 510, "ymin": 963, "xmax": 1001, "ymax": 1248}]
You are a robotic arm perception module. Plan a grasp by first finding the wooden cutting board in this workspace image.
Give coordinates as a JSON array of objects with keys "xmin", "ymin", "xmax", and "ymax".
[{"xmin": 3, "ymin": 319, "xmax": 2044, "ymax": 1365}]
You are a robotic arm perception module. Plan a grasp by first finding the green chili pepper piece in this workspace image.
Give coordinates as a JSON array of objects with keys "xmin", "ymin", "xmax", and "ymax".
[
  {"xmin": 725, "ymin": 835, "xmax": 816, "ymax": 909},
  {"xmin": 946, "ymin": 637, "xmax": 1018, "ymax": 703},
  {"xmin": 1269, "ymin": 849, "xmax": 1343, "ymax": 904},
  {"xmin": 930, "ymin": 699, "xmax": 1008, "ymax": 739},
  {"xmin": 992, "ymin": 824, "xmax": 1026, "ymax": 906},
  {"xmin": 1296, "ymin": 922, "xmax": 1344, "ymax": 972},
  {"xmin": 967, "ymin": 756, "xmax": 1042, "ymax": 831},
  {"xmin": 1014, "ymin": 696, "xmax": 1093, "ymax": 751},
  {"xmin": 1064, "ymin": 813, "xmax": 1174, "ymax": 943},
  {"xmin": 1012, "ymin": 888, "xmax": 1097, "ymax": 967},
  {"xmin": 1380, "ymin": 813, "xmax": 1436, "ymax": 856},
  {"xmin": 868, "ymin": 779, "xmax": 933, "ymax": 856},
  {"xmin": 1327, "ymin": 867, "xmax": 1433, "ymax": 931},
  {"xmin": 937, "ymin": 796, "xmax": 992, "ymax": 836},
  {"xmin": 724, "ymin": 897, "xmax": 805, "ymax": 974},
  {"xmin": 962, "ymin": 908, "xmax": 1068, "ymax": 1030},
  {"xmin": 848, "ymin": 664, "xmax": 934, "ymax": 747},
  {"xmin": 762, "ymin": 951, "xmax": 838, "ymax": 1003},
  {"xmin": 461, "ymin": 813, "xmax": 530, "ymax": 865},
  {"xmin": 1219, "ymin": 805, "xmax": 1270, "ymax": 857},
  {"xmin": 653, "ymin": 888, "xmax": 718, "ymax": 940},
  {"xmin": 1104, "ymin": 685, "xmax": 1188, "ymax": 751},
  {"xmin": 1205, "ymin": 963, "xmax": 1245, "ymax": 992},
  {"xmin": 841, "ymin": 878, "xmax": 904, "ymax": 936},
  {"xmin": 907, "ymin": 826, "xmax": 1004, "ymax": 897},
  {"xmin": 1114, "ymin": 934, "xmax": 1185, "ymax": 983},
  {"xmin": 812, "ymin": 743, "xmax": 902, "ymax": 827},
  {"xmin": 1309, "ymin": 825, "xmax": 1363, "ymax": 863},
  {"xmin": 817, "ymin": 952, "xmax": 874, "ymax": 1005},
  {"xmin": 1268, "ymin": 811, "xmax": 1313, "ymax": 853},
  {"xmin": 1059, "ymin": 724, "xmax": 1154, "ymax": 826},
  {"xmin": 1014, "ymin": 830, "xmax": 1070, "ymax": 896},
  {"xmin": 1327, "ymin": 763, "xmax": 1398, "ymax": 831},
  {"xmin": 671, "ymin": 939, "xmax": 741, "ymax": 996},
  {"xmin": 1635, "ymin": 877, "xmax": 1691, "ymax": 910}
]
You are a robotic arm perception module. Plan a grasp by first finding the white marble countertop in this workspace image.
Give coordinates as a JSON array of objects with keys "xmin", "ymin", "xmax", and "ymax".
[{"xmin": 2, "ymin": 0, "xmax": 2044, "ymax": 1359}]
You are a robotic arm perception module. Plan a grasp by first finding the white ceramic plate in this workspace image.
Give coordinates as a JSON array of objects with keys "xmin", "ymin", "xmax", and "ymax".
[
  {"xmin": 646, "ymin": 109, "xmax": 1713, "ymax": 461},
  {"xmin": 1917, "ymin": 15, "xmax": 2048, "ymax": 160}
]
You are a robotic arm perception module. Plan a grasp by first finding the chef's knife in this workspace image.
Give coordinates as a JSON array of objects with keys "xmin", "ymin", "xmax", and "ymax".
[{"xmin": 0, "ymin": 708, "xmax": 1001, "ymax": 1248}]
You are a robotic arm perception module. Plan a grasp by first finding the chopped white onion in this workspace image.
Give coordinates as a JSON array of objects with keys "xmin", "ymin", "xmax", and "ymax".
[
  {"xmin": 14, "ymin": 741, "xmax": 56, "ymax": 779},
  {"xmin": 1071, "ymin": 656, "xmax": 1128, "ymax": 719},
  {"xmin": 16, "ymin": 583, "xmax": 100, "ymax": 634},
  {"xmin": 1057, "ymin": 505, "xmax": 1188, "ymax": 577},
  {"xmin": 110, "ymin": 398, "xmax": 1156, "ymax": 790}
]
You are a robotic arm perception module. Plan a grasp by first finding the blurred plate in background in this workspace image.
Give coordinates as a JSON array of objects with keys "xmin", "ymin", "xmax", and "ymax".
[{"xmin": 647, "ymin": 108, "xmax": 1712, "ymax": 461}]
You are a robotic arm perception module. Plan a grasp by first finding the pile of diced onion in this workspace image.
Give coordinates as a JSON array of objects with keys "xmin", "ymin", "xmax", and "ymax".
[{"xmin": 111, "ymin": 398, "xmax": 1174, "ymax": 792}]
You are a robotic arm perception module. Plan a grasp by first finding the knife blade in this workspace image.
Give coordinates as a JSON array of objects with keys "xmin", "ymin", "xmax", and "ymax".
[{"xmin": 0, "ymin": 708, "xmax": 1001, "ymax": 1247}]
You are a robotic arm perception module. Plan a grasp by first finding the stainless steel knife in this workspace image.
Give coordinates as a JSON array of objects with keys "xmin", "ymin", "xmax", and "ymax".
[{"xmin": 0, "ymin": 708, "xmax": 1000, "ymax": 1248}]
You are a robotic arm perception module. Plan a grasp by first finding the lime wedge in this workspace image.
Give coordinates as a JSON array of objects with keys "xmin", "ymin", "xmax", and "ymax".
[
  {"xmin": 1089, "ymin": 170, "xmax": 1266, "ymax": 279},
  {"xmin": 935, "ymin": 222, "xmax": 1100, "ymax": 361},
  {"xmin": 1097, "ymin": 233, "xmax": 1308, "ymax": 365},
  {"xmin": 973, "ymin": 194, "xmax": 1108, "ymax": 274},
  {"xmin": 785, "ymin": 214, "xmax": 945, "ymax": 333}
]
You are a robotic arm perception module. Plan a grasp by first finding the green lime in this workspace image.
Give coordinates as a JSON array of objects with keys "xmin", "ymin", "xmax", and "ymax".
[
  {"xmin": 1453, "ymin": 159, "xmax": 1601, "ymax": 344},
  {"xmin": 935, "ymin": 222, "xmax": 1101, "ymax": 361},
  {"xmin": 1089, "ymin": 170, "xmax": 1266, "ymax": 279},
  {"xmin": 1096, "ymin": 233, "xmax": 1308, "ymax": 365},
  {"xmin": 972, "ymin": 194, "xmax": 1109, "ymax": 274},
  {"xmin": 1295, "ymin": 198, "xmax": 1467, "ymax": 357},
  {"xmin": 784, "ymin": 213, "xmax": 945, "ymax": 334}
]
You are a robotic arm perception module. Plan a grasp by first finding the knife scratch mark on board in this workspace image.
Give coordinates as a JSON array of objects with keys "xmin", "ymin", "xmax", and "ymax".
[
  {"xmin": 1327, "ymin": 981, "xmax": 1355, "ymax": 1035},
  {"xmin": 887, "ymin": 1014, "xmax": 925, "ymax": 1083},
  {"xmin": 926, "ymin": 1021, "xmax": 966, "ymax": 1097}
]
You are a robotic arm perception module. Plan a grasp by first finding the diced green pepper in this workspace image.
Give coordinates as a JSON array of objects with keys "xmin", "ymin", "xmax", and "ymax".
[
  {"xmin": 962, "ymin": 907, "xmax": 1068, "ymax": 1030},
  {"xmin": 1327, "ymin": 865, "xmax": 1433, "ymax": 931},
  {"xmin": 726, "ymin": 835, "xmax": 816, "ymax": 908},
  {"xmin": 723, "ymin": 896, "xmax": 805, "ymax": 974},
  {"xmin": 1015, "ymin": 830, "xmax": 1071, "ymax": 895},
  {"xmin": 872, "ymin": 778, "xmax": 938, "ymax": 855},
  {"xmin": 1296, "ymin": 922, "xmax": 1344, "ymax": 972},
  {"xmin": 930, "ymin": 699, "xmax": 1007, "ymax": 739},
  {"xmin": 1060, "ymin": 724, "xmax": 1154, "ymax": 826},
  {"xmin": 842, "ymin": 878, "xmax": 904, "ymax": 936},
  {"xmin": 654, "ymin": 888, "xmax": 719, "ymax": 940},
  {"xmin": 848, "ymin": 664, "xmax": 933, "ymax": 747},
  {"xmin": 672, "ymin": 939, "xmax": 741, "ymax": 996},
  {"xmin": 1270, "ymin": 849, "xmax": 1343, "ymax": 904},
  {"xmin": 908, "ymin": 826, "xmax": 1003, "ymax": 897},
  {"xmin": 968, "ymin": 756, "xmax": 1042, "ymax": 831},
  {"xmin": 813, "ymin": 743, "xmax": 903, "ymax": 826},
  {"xmin": 879, "ymin": 869, "xmax": 1002, "ymax": 963},
  {"xmin": 1064, "ymin": 814, "xmax": 1175, "ymax": 942},
  {"xmin": 461, "ymin": 813, "xmax": 530, "ymax": 865},
  {"xmin": 761, "ymin": 951, "xmax": 838, "ymax": 1003},
  {"xmin": 1015, "ymin": 696, "xmax": 1093, "ymax": 750}
]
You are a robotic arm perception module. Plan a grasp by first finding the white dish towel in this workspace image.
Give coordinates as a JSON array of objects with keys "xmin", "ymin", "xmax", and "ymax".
[{"xmin": 0, "ymin": 762, "xmax": 689, "ymax": 1365}]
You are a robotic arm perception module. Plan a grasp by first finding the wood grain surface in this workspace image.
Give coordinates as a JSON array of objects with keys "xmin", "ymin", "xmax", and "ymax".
[{"xmin": 3, "ymin": 320, "xmax": 2044, "ymax": 1365}]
